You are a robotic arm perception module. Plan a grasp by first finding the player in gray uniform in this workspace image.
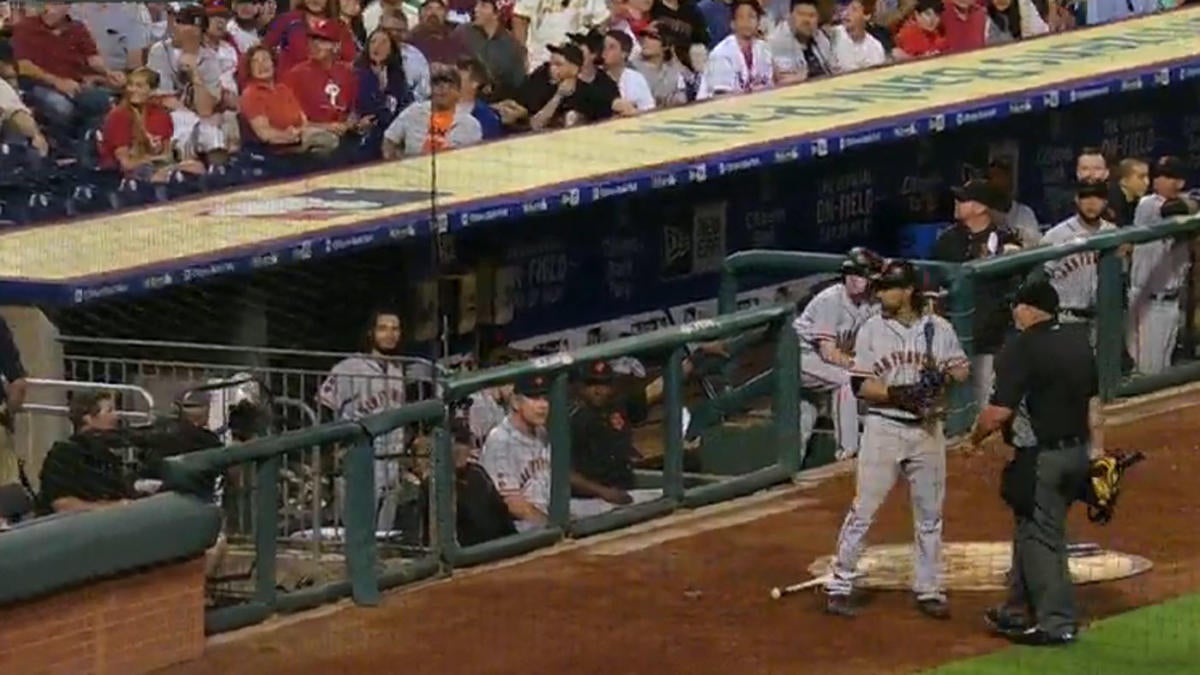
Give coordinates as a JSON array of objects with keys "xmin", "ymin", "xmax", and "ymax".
[
  {"xmin": 317, "ymin": 309, "xmax": 412, "ymax": 532},
  {"xmin": 1040, "ymin": 182, "xmax": 1115, "ymax": 338},
  {"xmin": 793, "ymin": 247, "xmax": 883, "ymax": 460},
  {"xmin": 1127, "ymin": 157, "xmax": 1196, "ymax": 375},
  {"xmin": 824, "ymin": 260, "xmax": 970, "ymax": 619},
  {"xmin": 481, "ymin": 373, "xmax": 658, "ymax": 531}
]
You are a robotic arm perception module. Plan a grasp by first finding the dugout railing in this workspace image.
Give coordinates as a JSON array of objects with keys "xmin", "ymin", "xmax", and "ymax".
[
  {"xmin": 714, "ymin": 251, "xmax": 974, "ymax": 435},
  {"xmin": 12, "ymin": 219, "xmax": 1200, "ymax": 637},
  {"xmin": 138, "ymin": 304, "xmax": 799, "ymax": 633},
  {"xmin": 716, "ymin": 216, "xmax": 1200, "ymax": 437}
]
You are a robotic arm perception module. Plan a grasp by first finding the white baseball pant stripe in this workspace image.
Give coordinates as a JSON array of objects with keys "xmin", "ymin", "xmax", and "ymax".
[
  {"xmin": 799, "ymin": 358, "xmax": 860, "ymax": 456},
  {"xmin": 1127, "ymin": 299, "xmax": 1180, "ymax": 376},
  {"xmin": 826, "ymin": 415, "xmax": 946, "ymax": 600}
]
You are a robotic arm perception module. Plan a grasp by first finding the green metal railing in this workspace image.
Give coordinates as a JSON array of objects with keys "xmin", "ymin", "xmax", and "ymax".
[
  {"xmin": 153, "ymin": 304, "xmax": 798, "ymax": 633},
  {"xmin": 164, "ymin": 400, "xmax": 445, "ymax": 634},
  {"xmin": 31, "ymin": 218, "xmax": 1200, "ymax": 637},
  {"xmin": 961, "ymin": 215, "xmax": 1200, "ymax": 403}
]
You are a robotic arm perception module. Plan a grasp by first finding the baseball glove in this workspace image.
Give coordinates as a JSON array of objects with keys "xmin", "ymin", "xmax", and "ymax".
[
  {"xmin": 886, "ymin": 376, "xmax": 945, "ymax": 419},
  {"xmin": 1079, "ymin": 450, "xmax": 1145, "ymax": 524}
]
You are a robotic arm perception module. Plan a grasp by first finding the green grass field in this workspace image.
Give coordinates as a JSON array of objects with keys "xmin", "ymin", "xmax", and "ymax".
[{"xmin": 926, "ymin": 592, "xmax": 1200, "ymax": 675}]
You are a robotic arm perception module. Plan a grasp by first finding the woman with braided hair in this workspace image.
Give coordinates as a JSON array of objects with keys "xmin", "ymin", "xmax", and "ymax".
[{"xmin": 98, "ymin": 67, "xmax": 204, "ymax": 181}]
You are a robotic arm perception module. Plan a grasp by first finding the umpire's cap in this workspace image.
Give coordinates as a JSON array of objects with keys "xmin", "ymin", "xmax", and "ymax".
[
  {"xmin": 841, "ymin": 246, "xmax": 884, "ymax": 277},
  {"xmin": 1012, "ymin": 278, "xmax": 1060, "ymax": 315},
  {"xmin": 514, "ymin": 373, "xmax": 551, "ymax": 398},
  {"xmin": 872, "ymin": 259, "xmax": 919, "ymax": 289}
]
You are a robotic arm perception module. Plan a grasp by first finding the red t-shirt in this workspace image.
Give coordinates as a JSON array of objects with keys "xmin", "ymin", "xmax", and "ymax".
[
  {"xmin": 240, "ymin": 80, "xmax": 306, "ymax": 132},
  {"xmin": 282, "ymin": 59, "xmax": 358, "ymax": 124},
  {"xmin": 98, "ymin": 103, "xmax": 174, "ymax": 170},
  {"xmin": 12, "ymin": 16, "xmax": 99, "ymax": 82},
  {"xmin": 941, "ymin": 1, "xmax": 987, "ymax": 53},
  {"xmin": 895, "ymin": 18, "xmax": 947, "ymax": 57},
  {"xmin": 263, "ymin": 10, "xmax": 358, "ymax": 75}
]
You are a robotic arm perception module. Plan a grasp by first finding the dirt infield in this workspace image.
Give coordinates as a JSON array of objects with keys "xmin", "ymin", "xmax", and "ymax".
[{"xmin": 170, "ymin": 408, "xmax": 1200, "ymax": 675}]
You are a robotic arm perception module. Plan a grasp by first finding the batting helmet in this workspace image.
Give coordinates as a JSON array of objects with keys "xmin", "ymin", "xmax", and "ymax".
[
  {"xmin": 872, "ymin": 259, "xmax": 919, "ymax": 289},
  {"xmin": 841, "ymin": 246, "xmax": 884, "ymax": 278}
]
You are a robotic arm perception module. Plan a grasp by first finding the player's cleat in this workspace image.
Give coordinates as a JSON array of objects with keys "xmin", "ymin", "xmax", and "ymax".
[
  {"xmin": 916, "ymin": 597, "xmax": 951, "ymax": 620},
  {"xmin": 824, "ymin": 594, "xmax": 856, "ymax": 617},
  {"xmin": 1006, "ymin": 626, "xmax": 1077, "ymax": 647},
  {"xmin": 984, "ymin": 606, "xmax": 1030, "ymax": 635}
]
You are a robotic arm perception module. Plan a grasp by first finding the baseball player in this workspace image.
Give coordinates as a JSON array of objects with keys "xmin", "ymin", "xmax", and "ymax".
[
  {"xmin": 1127, "ymin": 157, "xmax": 1196, "ymax": 375},
  {"xmin": 824, "ymin": 259, "xmax": 970, "ymax": 619},
  {"xmin": 1041, "ymin": 182, "xmax": 1115, "ymax": 338},
  {"xmin": 793, "ymin": 247, "xmax": 884, "ymax": 460},
  {"xmin": 317, "ymin": 308, "xmax": 410, "ymax": 532}
]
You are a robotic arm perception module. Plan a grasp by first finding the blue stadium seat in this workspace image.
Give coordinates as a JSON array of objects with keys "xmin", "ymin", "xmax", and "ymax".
[
  {"xmin": 163, "ymin": 168, "xmax": 204, "ymax": 200},
  {"xmin": 204, "ymin": 161, "xmax": 238, "ymax": 191},
  {"xmin": 110, "ymin": 176, "xmax": 161, "ymax": 209}
]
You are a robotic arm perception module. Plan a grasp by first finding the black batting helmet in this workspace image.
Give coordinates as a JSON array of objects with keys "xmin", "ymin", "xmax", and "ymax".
[
  {"xmin": 872, "ymin": 259, "xmax": 919, "ymax": 289},
  {"xmin": 841, "ymin": 246, "xmax": 883, "ymax": 277}
]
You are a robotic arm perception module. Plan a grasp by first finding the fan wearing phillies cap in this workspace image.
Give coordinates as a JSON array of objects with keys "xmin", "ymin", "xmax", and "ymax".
[
  {"xmin": 263, "ymin": 0, "xmax": 358, "ymax": 75},
  {"xmin": 281, "ymin": 18, "xmax": 365, "ymax": 138},
  {"xmin": 1127, "ymin": 156, "xmax": 1196, "ymax": 375}
]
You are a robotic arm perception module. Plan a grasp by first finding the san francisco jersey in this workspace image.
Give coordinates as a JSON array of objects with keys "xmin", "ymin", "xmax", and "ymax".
[
  {"xmin": 793, "ymin": 283, "xmax": 880, "ymax": 359},
  {"xmin": 1041, "ymin": 215, "xmax": 1116, "ymax": 312},
  {"xmin": 851, "ymin": 314, "xmax": 967, "ymax": 420},
  {"xmin": 318, "ymin": 356, "xmax": 407, "ymax": 455}
]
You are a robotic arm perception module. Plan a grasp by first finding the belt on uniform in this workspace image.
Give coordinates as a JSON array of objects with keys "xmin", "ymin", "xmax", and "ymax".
[
  {"xmin": 1149, "ymin": 292, "xmax": 1179, "ymax": 302},
  {"xmin": 867, "ymin": 410, "xmax": 924, "ymax": 426},
  {"xmin": 1016, "ymin": 436, "xmax": 1087, "ymax": 452},
  {"xmin": 1059, "ymin": 307, "xmax": 1094, "ymax": 320}
]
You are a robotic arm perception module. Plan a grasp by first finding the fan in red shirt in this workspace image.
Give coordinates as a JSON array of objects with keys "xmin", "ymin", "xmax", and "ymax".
[
  {"xmin": 264, "ymin": 0, "xmax": 359, "ymax": 75},
  {"xmin": 895, "ymin": 0, "xmax": 947, "ymax": 58},
  {"xmin": 282, "ymin": 18, "xmax": 369, "ymax": 137},
  {"xmin": 98, "ymin": 67, "xmax": 205, "ymax": 181},
  {"xmin": 941, "ymin": 0, "xmax": 987, "ymax": 53}
]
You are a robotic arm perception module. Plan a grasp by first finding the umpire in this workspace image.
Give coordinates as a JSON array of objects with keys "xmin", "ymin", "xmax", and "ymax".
[{"xmin": 969, "ymin": 279, "xmax": 1095, "ymax": 646}]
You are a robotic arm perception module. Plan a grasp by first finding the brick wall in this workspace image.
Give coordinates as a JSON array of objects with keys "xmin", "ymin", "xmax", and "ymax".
[{"xmin": 0, "ymin": 557, "xmax": 207, "ymax": 675}]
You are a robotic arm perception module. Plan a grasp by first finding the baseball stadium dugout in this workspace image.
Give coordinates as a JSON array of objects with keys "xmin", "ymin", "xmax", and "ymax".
[{"xmin": 8, "ymin": 11, "xmax": 1200, "ymax": 664}]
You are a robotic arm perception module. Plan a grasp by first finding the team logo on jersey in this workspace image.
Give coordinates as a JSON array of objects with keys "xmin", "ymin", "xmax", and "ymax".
[
  {"xmin": 609, "ymin": 412, "xmax": 627, "ymax": 431},
  {"xmin": 873, "ymin": 350, "xmax": 930, "ymax": 376},
  {"xmin": 1047, "ymin": 251, "xmax": 1099, "ymax": 279},
  {"xmin": 200, "ymin": 188, "xmax": 452, "ymax": 221}
]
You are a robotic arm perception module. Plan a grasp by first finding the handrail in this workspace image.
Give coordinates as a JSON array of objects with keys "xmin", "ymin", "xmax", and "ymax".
[{"xmin": 22, "ymin": 378, "xmax": 156, "ymax": 423}]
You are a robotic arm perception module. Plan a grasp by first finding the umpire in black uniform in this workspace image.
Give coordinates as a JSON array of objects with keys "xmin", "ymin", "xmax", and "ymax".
[{"xmin": 968, "ymin": 279, "xmax": 1095, "ymax": 646}]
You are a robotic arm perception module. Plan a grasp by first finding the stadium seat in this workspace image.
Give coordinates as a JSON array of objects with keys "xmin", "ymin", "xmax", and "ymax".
[{"xmin": 110, "ymin": 176, "xmax": 162, "ymax": 209}]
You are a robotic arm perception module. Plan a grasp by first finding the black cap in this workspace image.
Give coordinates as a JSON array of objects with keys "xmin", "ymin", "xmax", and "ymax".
[
  {"xmin": 915, "ymin": 0, "xmax": 942, "ymax": 13},
  {"xmin": 1152, "ymin": 156, "xmax": 1187, "ymax": 180},
  {"xmin": 731, "ymin": 0, "xmax": 764, "ymax": 16},
  {"xmin": 1076, "ymin": 181, "xmax": 1108, "ymax": 200},
  {"xmin": 579, "ymin": 360, "xmax": 615, "ymax": 385},
  {"xmin": 176, "ymin": 389, "xmax": 211, "ymax": 409},
  {"xmin": 547, "ymin": 42, "xmax": 585, "ymax": 68},
  {"xmin": 430, "ymin": 65, "xmax": 461, "ymax": 87},
  {"xmin": 567, "ymin": 28, "xmax": 605, "ymax": 54},
  {"xmin": 1013, "ymin": 278, "xmax": 1060, "ymax": 315},
  {"xmin": 514, "ymin": 373, "xmax": 551, "ymax": 397},
  {"xmin": 951, "ymin": 179, "xmax": 1001, "ymax": 209}
]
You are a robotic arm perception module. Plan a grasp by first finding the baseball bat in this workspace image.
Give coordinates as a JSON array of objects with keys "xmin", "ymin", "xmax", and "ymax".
[{"xmin": 769, "ymin": 573, "xmax": 844, "ymax": 600}]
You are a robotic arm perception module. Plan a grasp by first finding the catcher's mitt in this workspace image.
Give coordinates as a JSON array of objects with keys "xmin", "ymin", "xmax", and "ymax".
[{"xmin": 1079, "ymin": 450, "xmax": 1145, "ymax": 524}]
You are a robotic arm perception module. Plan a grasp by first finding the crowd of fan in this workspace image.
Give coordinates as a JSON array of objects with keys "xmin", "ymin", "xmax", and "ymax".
[{"xmin": 0, "ymin": 0, "xmax": 1188, "ymax": 209}]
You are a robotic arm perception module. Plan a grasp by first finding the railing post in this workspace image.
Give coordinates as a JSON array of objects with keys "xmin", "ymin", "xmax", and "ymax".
[
  {"xmin": 547, "ymin": 371, "xmax": 572, "ymax": 529},
  {"xmin": 1096, "ymin": 248, "xmax": 1124, "ymax": 402},
  {"xmin": 717, "ymin": 263, "xmax": 737, "ymax": 315},
  {"xmin": 343, "ymin": 433, "xmax": 381, "ymax": 606},
  {"xmin": 253, "ymin": 455, "xmax": 279, "ymax": 609},
  {"xmin": 432, "ymin": 425, "xmax": 458, "ymax": 564},
  {"xmin": 662, "ymin": 348, "xmax": 686, "ymax": 502},
  {"xmin": 772, "ymin": 313, "xmax": 800, "ymax": 473},
  {"xmin": 945, "ymin": 268, "xmax": 976, "ymax": 436}
]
